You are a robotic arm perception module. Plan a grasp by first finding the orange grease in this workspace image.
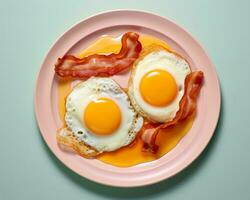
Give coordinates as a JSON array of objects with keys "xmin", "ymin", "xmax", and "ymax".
[
  {"xmin": 58, "ymin": 79, "xmax": 71, "ymax": 122},
  {"xmin": 57, "ymin": 34, "xmax": 194, "ymax": 167}
]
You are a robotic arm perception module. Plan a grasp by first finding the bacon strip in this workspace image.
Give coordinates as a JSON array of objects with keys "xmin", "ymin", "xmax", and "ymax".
[
  {"xmin": 141, "ymin": 71, "xmax": 204, "ymax": 153},
  {"xmin": 55, "ymin": 32, "xmax": 142, "ymax": 78}
]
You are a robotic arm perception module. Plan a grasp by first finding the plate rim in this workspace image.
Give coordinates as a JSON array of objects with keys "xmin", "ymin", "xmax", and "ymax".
[{"xmin": 34, "ymin": 9, "xmax": 221, "ymax": 187}]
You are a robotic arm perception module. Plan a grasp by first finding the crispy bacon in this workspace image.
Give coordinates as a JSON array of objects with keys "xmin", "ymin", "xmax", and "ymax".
[
  {"xmin": 141, "ymin": 71, "xmax": 204, "ymax": 153},
  {"xmin": 54, "ymin": 32, "xmax": 142, "ymax": 78}
]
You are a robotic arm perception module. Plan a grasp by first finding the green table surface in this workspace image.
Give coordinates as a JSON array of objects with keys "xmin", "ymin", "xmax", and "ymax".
[{"xmin": 1, "ymin": 0, "xmax": 250, "ymax": 199}]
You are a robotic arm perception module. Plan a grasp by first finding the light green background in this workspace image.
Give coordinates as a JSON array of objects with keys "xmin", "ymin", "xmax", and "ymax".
[{"xmin": 1, "ymin": 0, "xmax": 250, "ymax": 199}]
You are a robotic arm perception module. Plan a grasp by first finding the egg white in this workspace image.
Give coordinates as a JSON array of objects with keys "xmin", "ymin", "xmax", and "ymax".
[
  {"xmin": 128, "ymin": 49, "xmax": 191, "ymax": 123},
  {"xmin": 65, "ymin": 77, "xmax": 143, "ymax": 153}
]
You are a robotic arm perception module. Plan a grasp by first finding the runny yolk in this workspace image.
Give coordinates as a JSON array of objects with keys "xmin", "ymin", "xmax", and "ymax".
[
  {"xmin": 140, "ymin": 69, "xmax": 177, "ymax": 107},
  {"xmin": 83, "ymin": 98, "xmax": 121, "ymax": 136}
]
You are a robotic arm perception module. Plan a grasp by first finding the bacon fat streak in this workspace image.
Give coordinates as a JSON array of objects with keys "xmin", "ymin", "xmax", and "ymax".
[{"xmin": 55, "ymin": 32, "xmax": 142, "ymax": 78}]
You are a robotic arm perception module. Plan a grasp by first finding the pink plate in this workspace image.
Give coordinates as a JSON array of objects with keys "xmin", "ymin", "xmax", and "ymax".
[{"xmin": 34, "ymin": 10, "xmax": 221, "ymax": 187}]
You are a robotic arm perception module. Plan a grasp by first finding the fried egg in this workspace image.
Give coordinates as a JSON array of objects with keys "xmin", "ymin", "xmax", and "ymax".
[
  {"xmin": 128, "ymin": 45, "xmax": 191, "ymax": 123},
  {"xmin": 62, "ymin": 77, "xmax": 143, "ymax": 154}
]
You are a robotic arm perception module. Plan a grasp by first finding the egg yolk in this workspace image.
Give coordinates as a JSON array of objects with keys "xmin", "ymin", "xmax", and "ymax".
[
  {"xmin": 140, "ymin": 69, "xmax": 177, "ymax": 107},
  {"xmin": 83, "ymin": 98, "xmax": 121, "ymax": 135}
]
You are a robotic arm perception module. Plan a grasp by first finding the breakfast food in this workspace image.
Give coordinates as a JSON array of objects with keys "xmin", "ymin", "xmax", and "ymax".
[
  {"xmin": 128, "ymin": 45, "xmax": 203, "ymax": 152},
  {"xmin": 128, "ymin": 45, "xmax": 191, "ymax": 123},
  {"xmin": 54, "ymin": 32, "xmax": 204, "ymax": 165},
  {"xmin": 140, "ymin": 71, "xmax": 203, "ymax": 152},
  {"xmin": 57, "ymin": 127, "xmax": 99, "ymax": 158},
  {"xmin": 57, "ymin": 77, "xmax": 143, "ymax": 157},
  {"xmin": 55, "ymin": 32, "xmax": 142, "ymax": 78}
]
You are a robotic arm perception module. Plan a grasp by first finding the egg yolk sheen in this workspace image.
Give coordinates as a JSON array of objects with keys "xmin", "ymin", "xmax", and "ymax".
[
  {"xmin": 140, "ymin": 69, "xmax": 177, "ymax": 107},
  {"xmin": 84, "ymin": 98, "xmax": 121, "ymax": 136}
]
